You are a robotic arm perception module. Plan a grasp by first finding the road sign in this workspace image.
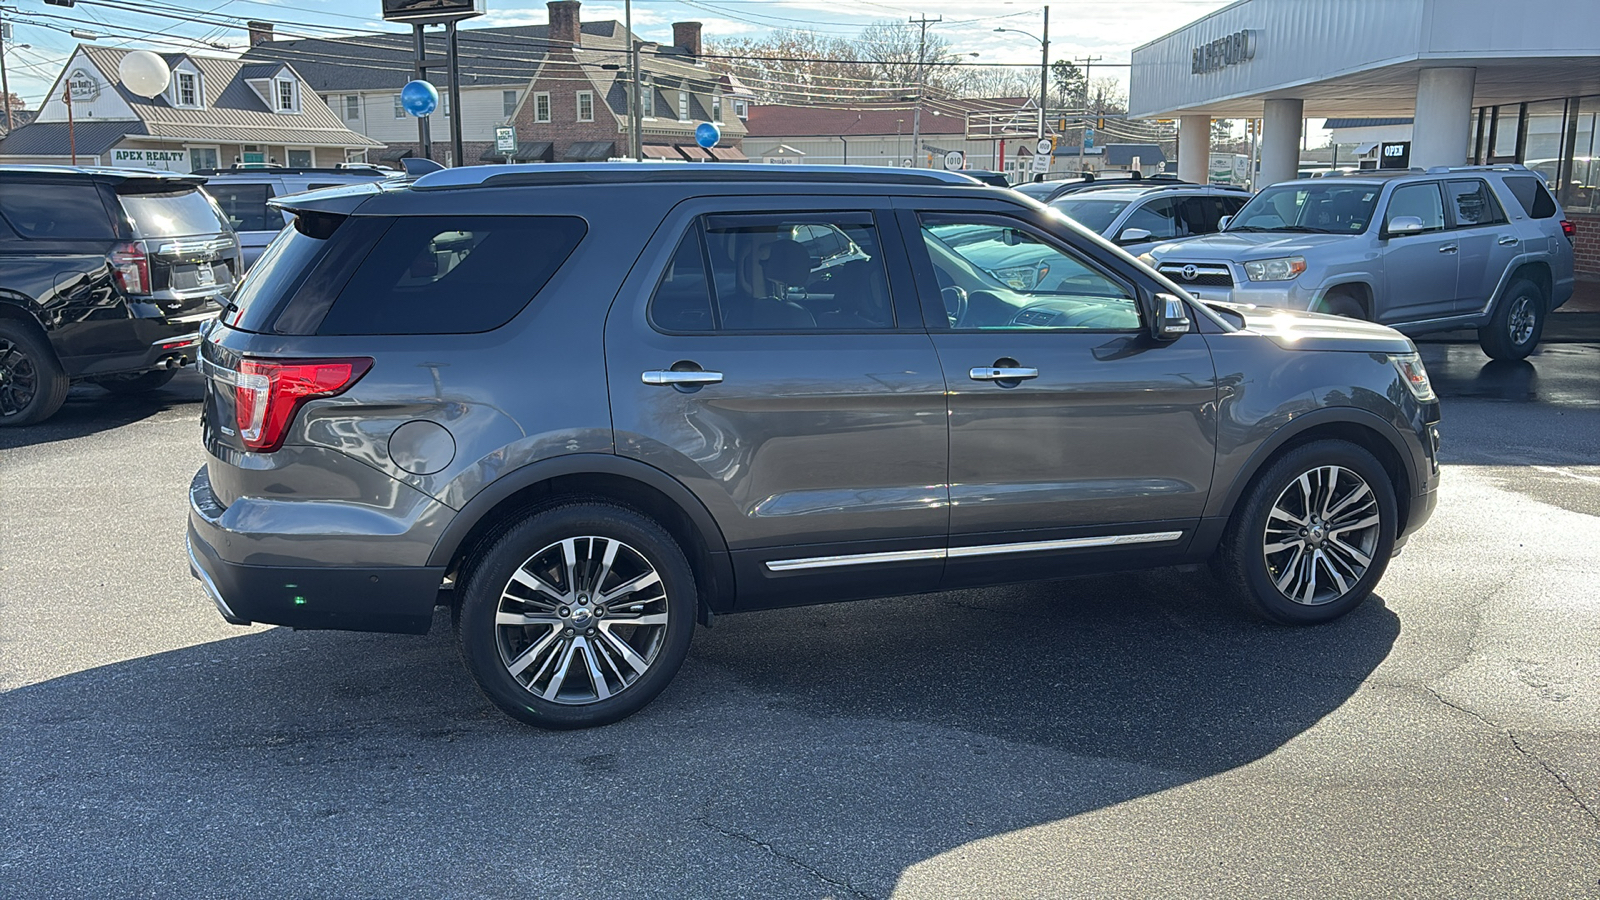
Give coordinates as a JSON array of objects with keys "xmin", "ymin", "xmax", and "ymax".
[
  {"xmin": 494, "ymin": 126, "xmax": 516, "ymax": 155},
  {"xmin": 1083, "ymin": 128, "xmax": 1095, "ymax": 150},
  {"xmin": 1031, "ymin": 154, "xmax": 1050, "ymax": 174},
  {"xmin": 943, "ymin": 150, "xmax": 965, "ymax": 170},
  {"xmin": 901, "ymin": 158, "xmax": 914, "ymax": 168},
  {"xmin": 1035, "ymin": 138, "xmax": 1053, "ymax": 155}
]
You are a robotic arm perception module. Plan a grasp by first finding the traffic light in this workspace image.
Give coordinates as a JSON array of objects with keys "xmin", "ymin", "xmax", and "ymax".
[
  {"xmin": 1059, "ymin": 117, "xmax": 1067, "ymax": 132},
  {"xmin": 1096, "ymin": 117, "xmax": 1105, "ymax": 129}
]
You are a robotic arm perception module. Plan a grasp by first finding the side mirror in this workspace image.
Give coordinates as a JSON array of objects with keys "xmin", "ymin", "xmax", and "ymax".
[
  {"xmin": 1145, "ymin": 291, "xmax": 1192, "ymax": 340},
  {"xmin": 1218, "ymin": 215, "xmax": 1233, "ymax": 231},
  {"xmin": 1117, "ymin": 227, "xmax": 1153, "ymax": 245},
  {"xmin": 1386, "ymin": 215, "xmax": 1425, "ymax": 236}
]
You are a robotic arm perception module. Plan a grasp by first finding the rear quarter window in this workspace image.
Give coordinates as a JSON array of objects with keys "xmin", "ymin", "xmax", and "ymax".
[
  {"xmin": 314, "ymin": 215, "xmax": 586, "ymax": 335},
  {"xmin": 1501, "ymin": 175, "xmax": 1558, "ymax": 219},
  {"xmin": 0, "ymin": 181, "xmax": 116, "ymax": 240}
]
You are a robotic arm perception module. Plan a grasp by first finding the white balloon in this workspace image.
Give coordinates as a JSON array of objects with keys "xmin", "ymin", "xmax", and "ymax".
[{"xmin": 119, "ymin": 50, "xmax": 171, "ymax": 98}]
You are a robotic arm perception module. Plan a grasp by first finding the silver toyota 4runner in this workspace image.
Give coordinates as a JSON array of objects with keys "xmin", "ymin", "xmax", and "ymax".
[{"xmin": 1143, "ymin": 165, "xmax": 1575, "ymax": 360}]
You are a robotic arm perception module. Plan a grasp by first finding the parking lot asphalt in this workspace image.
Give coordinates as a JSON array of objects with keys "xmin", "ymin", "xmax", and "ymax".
[{"xmin": 2, "ymin": 344, "xmax": 1598, "ymax": 899}]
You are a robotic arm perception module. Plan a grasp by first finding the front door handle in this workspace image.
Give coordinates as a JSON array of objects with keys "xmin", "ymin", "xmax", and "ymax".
[
  {"xmin": 1438, "ymin": 243, "xmax": 1459, "ymax": 253},
  {"xmin": 643, "ymin": 369, "xmax": 723, "ymax": 386},
  {"xmin": 970, "ymin": 366, "xmax": 1039, "ymax": 381},
  {"xmin": 1498, "ymin": 235, "xmax": 1519, "ymax": 245}
]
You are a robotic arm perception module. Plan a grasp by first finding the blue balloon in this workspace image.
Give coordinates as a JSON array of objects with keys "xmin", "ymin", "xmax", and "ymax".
[
  {"xmin": 400, "ymin": 80, "xmax": 439, "ymax": 117},
  {"xmin": 695, "ymin": 122, "xmax": 721, "ymax": 149}
]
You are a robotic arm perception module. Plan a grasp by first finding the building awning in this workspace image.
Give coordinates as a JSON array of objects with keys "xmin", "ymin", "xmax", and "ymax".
[
  {"xmin": 378, "ymin": 146, "xmax": 416, "ymax": 161},
  {"xmin": 707, "ymin": 146, "xmax": 747, "ymax": 161},
  {"xmin": 1355, "ymin": 142, "xmax": 1380, "ymax": 156},
  {"xmin": 565, "ymin": 141, "xmax": 615, "ymax": 161},
  {"xmin": 676, "ymin": 145, "xmax": 713, "ymax": 161},
  {"xmin": 480, "ymin": 146, "xmax": 507, "ymax": 161},
  {"xmin": 513, "ymin": 141, "xmax": 554, "ymax": 162},
  {"xmin": 640, "ymin": 144, "xmax": 679, "ymax": 159}
]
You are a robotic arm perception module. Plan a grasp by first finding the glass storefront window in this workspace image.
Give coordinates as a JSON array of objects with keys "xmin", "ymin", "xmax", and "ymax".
[
  {"xmin": 1523, "ymin": 100, "xmax": 1568, "ymax": 187},
  {"xmin": 1563, "ymin": 102, "xmax": 1599, "ymax": 214},
  {"xmin": 1491, "ymin": 105, "xmax": 1522, "ymax": 159}
]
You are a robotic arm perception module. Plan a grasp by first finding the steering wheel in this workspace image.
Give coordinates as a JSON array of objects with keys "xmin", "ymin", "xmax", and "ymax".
[{"xmin": 941, "ymin": 285, "xmax": 968, "ymax": 328}]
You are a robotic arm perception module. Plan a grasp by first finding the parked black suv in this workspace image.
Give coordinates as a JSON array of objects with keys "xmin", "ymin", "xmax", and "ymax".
[
  {"xmin": 188, "ymin": 164, "xmax": 1441, "ymax": 729},
  {"xmin": 0, "ymin": 166, "xmax": 238, "ymax": 425}
]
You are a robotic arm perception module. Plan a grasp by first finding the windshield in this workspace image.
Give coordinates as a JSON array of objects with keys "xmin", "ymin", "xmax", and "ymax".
[
  {"xmin": 1051, "ymin": 198, "xmax": 1132, "ymax": 235},
  {"xmin": 118, "ymin": 187, "xmax": 230, "ymax": 238},
  {"xmin": 1228, "ymin": 183, "xmax": 1380, "ymax": 234}
]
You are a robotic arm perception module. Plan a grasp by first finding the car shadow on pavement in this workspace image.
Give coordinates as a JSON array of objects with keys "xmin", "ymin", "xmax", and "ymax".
[
  {"xmin": 0, "ymin": 373, "xmax": 203, "ymax": 451},
  {"xmin": 0, "ymin": 567, "xmax": 1398, "ymax": 897}
]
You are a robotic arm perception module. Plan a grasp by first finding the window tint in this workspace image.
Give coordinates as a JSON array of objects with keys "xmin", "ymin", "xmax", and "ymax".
[
  {"xmin": 1384, "ymin": 183, "xmax": 1447, "ymax": 233},
  {"xmin": 1122, "ymin": 198, "xmax": 1180, "ymax": 240},
  {"xmin": 1447, "ymin": 179, "xmax": 1506, "ymax": 226},
  {"xmin": 648, "ymin": 213, "xmax": 895, "ymax": 332},
  {"xmin": 205, "ymin": 183, "xmax": 275, "ymax": 232},
  {"xmin": 1502, "ymin": 175, "xmax": 1558, "ymax": 219},
  {"xmin": 0, "ymin": 182, "xmax": 114, "ymax": 240},
  {"xmin": 315, "ymin": 216, "xmax": 586, "ymax": 335},
  {"xmin": 118, "ymin": 187, "xmax": 228, "ymax": 238},
  {"xmin": 921, "ymin": 216, "xmax": 1140, "ymax": 332}
]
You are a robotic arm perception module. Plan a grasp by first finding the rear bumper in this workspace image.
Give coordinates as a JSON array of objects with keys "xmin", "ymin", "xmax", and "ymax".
[{"xmin": 187, "ymin": 467, "xmax": 444, "ymax": 634}]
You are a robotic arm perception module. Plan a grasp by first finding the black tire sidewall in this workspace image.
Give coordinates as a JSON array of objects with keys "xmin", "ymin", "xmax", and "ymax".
[
  {"xmin": 457, "ymin": 501, "xmax": 697, "ymax": 729},
  {"xmin": 0, "ymin": 321, "xmax": 69, "ymax": 426},
  {"xmin": 1479, "ymin": 279, "xmax": 1544, "ymax": 361},
  {"xmin": 1223, "ymin": 440, "xmax": 1399, "ymax": 625}
]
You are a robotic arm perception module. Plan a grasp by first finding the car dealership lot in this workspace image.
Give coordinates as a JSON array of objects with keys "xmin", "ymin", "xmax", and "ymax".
[{"xmin": 2, "ymin": 345, "xmax": 1598, "ymax": 898}]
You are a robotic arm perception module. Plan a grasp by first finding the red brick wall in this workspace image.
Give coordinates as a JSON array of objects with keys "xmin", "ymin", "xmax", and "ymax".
[
  {"xmin": 513, "ymin": 47, "xmax": 623, "ymax": 162},
  {"xmin": 1570, "ymin": 212, "xmax": 1600, "ymax": 278}
]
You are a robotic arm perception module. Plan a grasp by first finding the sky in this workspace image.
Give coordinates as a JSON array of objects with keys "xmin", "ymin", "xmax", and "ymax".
[{"xmin": 1, "ymin": 0, "xmax": 1240, "ymax": 107}]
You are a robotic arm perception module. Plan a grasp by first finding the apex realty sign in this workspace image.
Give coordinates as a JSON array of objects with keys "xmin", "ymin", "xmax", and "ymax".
[
  {"xmin": 1192, "ymin": 29, "xmax": 1257, "ymax": 74},
  {"xmin": 110, "ymin": 148, "xmax": 191, "ymax": 173}
]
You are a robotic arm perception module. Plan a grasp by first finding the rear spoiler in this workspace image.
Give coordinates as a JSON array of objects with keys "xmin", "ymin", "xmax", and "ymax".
[{"xmin": 267, "ymin": 181, "xmax": 385, "ymax": 217}]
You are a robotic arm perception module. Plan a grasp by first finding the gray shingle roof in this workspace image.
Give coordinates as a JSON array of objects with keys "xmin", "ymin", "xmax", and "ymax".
[
  {"xmin": 1323, "ymin": 117, "xmax": 1413, "ymax": 129},
  {"xmin": 0, "ymin": 120, "xmax": 141, "ymax": 157}
]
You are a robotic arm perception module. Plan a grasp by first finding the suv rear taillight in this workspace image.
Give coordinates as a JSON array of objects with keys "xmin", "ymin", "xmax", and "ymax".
[
  {"xmin": 109, "ymin": 242, "xmax": 150, "ymax": 296},
  {"xmin": 1561, "ymin": 219, "xmax": 1576, "ymax": 242},
  {"xmin": 236, "ymin": 357, "xmax": 372, "ymax": 452}
]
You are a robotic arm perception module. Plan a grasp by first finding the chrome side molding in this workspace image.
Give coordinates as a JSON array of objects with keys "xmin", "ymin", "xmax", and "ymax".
[{"xmin": 765, "ymin": 530, "xmax": 1184, "ymax": 572}]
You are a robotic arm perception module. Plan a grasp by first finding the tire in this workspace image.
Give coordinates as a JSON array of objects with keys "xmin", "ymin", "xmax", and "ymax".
[
  {"xmin": 97, "ymin": 368, "xmax": 178, "ymax": 395},
  {"xmin": 1478, "ymin": 278, "xmax": 1545, "ymax": 361},
  {"xmin": 0, "ymin": 320, "xmax": 70, "ymax": 427},
  {"xmin": 1212, "ymin": 439, "xmax": 1398, "ymax": 626},
  {"xmin": 456, "ymin": 500, "xmax": 697, "ymax": 729},
  {"xmin": 1315, "ymin": 289, "xmax": 1365, "ymax": 319}
]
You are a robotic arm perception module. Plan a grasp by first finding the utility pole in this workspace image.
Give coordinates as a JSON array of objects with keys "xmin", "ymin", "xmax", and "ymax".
[
  {"xmin": 1078, "ymin": 55, "xmax": 1100, "ymax": 174},
  {"xmin": 1, "ymin": 10, "xmax": 12, "ymax": 131},
  {"xmin": 445, "ymin": 20, "xmax": 464, "ymax": 167},
  {"xmin": 626, "ymin": 0, "xmax": 642, "ymax": 159},
  {"xmin": 1038, "ymin": 6, "xmax": 1048, "ymax": 140},
  {"xmin": 412, "ymin": 24, "xmax": 433, "ymax": 160},
  {"xmin": 908, "ymin": 14, "xmax": 940, "ymax": 168}
]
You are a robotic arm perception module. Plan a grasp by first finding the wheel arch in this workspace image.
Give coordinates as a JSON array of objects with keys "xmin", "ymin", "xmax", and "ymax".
[
  {"xmin": 1210, "ymin": 409, "xmax": 1417, "ymax": 533},
  {"xmin": 429, "ymin": 453, "xmax": 735, "ymax": 622},
  {"xmin": 1505, "ymin": 261, "xmax": 1552, "ymax": 307},
  {"xmin": 1316, "ymin": 281, "xmax": 1374, "ymax": 319},
  {"xmin": 0, "ymin": 301, "xmax": 55, "ymax": 345}
]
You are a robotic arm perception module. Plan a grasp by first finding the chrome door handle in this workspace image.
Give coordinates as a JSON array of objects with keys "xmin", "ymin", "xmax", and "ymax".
[
  {"xmin": 970, "ymin": 366, "xmax": 1039, "ymax": 381},
  {"xmin": 1498, "ymin": 235, "xmax": 1519, "ymax": 245},
  {"xmin": 642, "ymin": 370, "xmax": 723, "ymax": 386},
  {"xmin": 1438, "ymin": 244, "xmax": 1458, "ymax": 253}
]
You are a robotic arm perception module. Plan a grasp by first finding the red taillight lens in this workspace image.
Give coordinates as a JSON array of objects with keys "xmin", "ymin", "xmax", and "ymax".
[
  {"xmin": 109, "ymin": 242, "xmax": 150, "ymax": 296},
  {"xmin": 235, "ymin": 357, "xmax": 372, "ymax": 452},
  {"xmin": 1561, "ymin": 219, "xmax": 1576, "ymax": 241}
]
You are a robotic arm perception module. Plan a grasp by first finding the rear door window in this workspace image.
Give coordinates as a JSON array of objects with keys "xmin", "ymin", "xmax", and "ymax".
[
  {"xmin": 205, "ymin": 183, "xmax": 277, "ymax": 232},
  {"xmin": 315, "ymin": 215, "xmax": 586, "ymax": 335},
  {"xmin": 1502, "ymin": 175, "xmax": 1558, "ymax": 219},
  {"xmin": 117, "ymin": 187, "xmax": 229, "ymax": 238},
  {"xmin": 0, "ymin": 181, "xmax": 115, "ymax": 240},
  {"xmin": 1446, "ymin": 179, "xmax": 1507, "ymax": 226}
]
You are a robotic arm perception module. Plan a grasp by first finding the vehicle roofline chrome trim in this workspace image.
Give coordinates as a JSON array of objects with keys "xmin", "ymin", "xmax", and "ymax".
[{"xmin": 764, "ymin": 530, "xmax": 1185, "ymax": 572}]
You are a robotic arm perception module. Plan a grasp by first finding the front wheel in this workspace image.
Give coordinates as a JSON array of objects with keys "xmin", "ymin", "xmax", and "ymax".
[
  {"xmin": 1478, "ymin": 278, "xmax": 1545, "ymax": 361},
  {"xmin": 1213, "ymin": 440, "xmax": 1398, "ymax": 625},
  {"xmin": 456, "ymin": 501, "xmax": 697, "ymax": 729}
]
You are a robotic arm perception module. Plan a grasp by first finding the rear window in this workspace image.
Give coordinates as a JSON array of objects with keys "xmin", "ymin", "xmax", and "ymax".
[
  {"xmin": 205, "ymin": 183, "xmax": 277, "ymax": 232},
  {"xmin": 1502, "ymin": 175, "xmax": 1558, "ymax": 219},
  {"xmin": 0, "ymin": 181, "xmax": 115, "ymax": 240},
  {"xmin": 118, "ymin": 187, "xmax": 229, "ymax": 238},
  {"xmin": 315, "ymin": 215, "xmax": 586, "ymax": 335}
]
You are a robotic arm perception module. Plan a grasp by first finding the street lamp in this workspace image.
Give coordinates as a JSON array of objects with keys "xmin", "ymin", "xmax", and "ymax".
[{"xmin": 995, "ymin": 6, "xmax": 1049, "ymax": 140}]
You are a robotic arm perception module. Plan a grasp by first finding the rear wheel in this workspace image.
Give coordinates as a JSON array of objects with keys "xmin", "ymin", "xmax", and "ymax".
[
  {"xmin": 1478, "ymin": 278, "xmax": 1545, "ymax": 361},
  {"xmin": 456, "ymin": 501, "xmax": 696, "ymax": 729},
  {"xmin": 97, "ymin": 369, "xmax": 178, "ymax": 395},
  {"xmin": 1213, "ymin": 439, "xmax": 1398, "ymax": 625},
  {"xmin": 0, "ymin": 321, "xmax": 70, "ymax": 427}
]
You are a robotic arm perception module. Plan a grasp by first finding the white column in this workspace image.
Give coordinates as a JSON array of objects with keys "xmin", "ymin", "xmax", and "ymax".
[
  {"xmin": 1412, "ymin": 67, "xmax": 1476, "ymax": 169},
  {"xmin": 1259, "ymin": 98, "xmax": 1304, "ymax": 187},
  {"xmin": 1177, "ymin": 115, "xmax": 1210, "ymax": 184}
]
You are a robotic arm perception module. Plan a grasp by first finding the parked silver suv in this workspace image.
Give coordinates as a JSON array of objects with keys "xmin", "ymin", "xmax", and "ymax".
[{"xmin": 1144, "ymin": 165, "xmax": 1575, "ymax": 360}]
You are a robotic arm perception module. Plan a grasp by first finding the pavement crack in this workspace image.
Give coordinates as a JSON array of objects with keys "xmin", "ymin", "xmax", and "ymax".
[
  {"xmin": 695, "ymin": 816, "xmax": 875, "ymax": 899},
  {"xmin": 1508, "ymin": 731, "xmax": 1600, "ymax": 831}
]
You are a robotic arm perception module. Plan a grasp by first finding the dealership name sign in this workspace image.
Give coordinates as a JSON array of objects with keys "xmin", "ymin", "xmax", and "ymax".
[{"xmin": 1192, "ymin": 29, "xmax": 1256, "ymax": 74}]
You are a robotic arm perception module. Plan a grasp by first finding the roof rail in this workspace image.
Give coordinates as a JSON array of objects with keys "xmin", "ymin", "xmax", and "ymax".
[
  {"xmin": 410, "ymin": 162, "xmax": 985, "ymax": 191},
  {"xmin": 194, "ymin": 165, "xmax": 395, "ymax": 177},
  {"xmin": 1425, "ymin": 163, "xmax": 1529, "ymax": 174}
]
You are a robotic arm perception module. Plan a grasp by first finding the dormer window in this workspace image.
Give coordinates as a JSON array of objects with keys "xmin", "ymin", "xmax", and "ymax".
[
  {"xmin": 275, "ymin": 78, "xmax": 299, "ymax": 114},
  {"xmin": 175, "ymin": 71, "xmax": 199, "ymax": 107},
  {"xmin": 734, "ymin": 99, "xmax": 748, "ymax": 120}
]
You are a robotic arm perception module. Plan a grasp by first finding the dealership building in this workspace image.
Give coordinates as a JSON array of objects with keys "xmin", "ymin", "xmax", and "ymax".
[{"xmin": 1130, "ymin": 0, "xmax": 1600, "ymax": 275}]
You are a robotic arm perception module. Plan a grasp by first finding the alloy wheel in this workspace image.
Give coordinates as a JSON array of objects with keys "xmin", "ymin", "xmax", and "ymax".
[
  {"xmin": 496, "ymin": 536, "xmax": 670, "ymax": 705},
  {"xmin": 1262, "ymin": 465, "xmax": 1382, "ymax": 606},
  {"xmin": 1507, "ymin": 295, "xmax": 1537, "ymax": 346},
  {"xmin": 0, "ymin": 338, "xmax": 39, "ymax": 419}
]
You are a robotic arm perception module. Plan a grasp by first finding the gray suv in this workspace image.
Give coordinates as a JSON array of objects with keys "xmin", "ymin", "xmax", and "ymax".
[
  {"xmin": 187, "ymin": 164, "xmax": 1441, "ymax": 729},
  {"xmin": 1143, "ymin": 165, "xmax": 1575, "ymax": 360}
]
